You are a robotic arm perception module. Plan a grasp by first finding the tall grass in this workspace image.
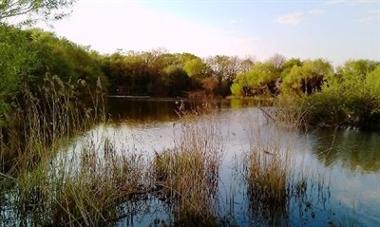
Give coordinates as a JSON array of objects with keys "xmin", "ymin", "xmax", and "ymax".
[
  {"xmin": 243, "ymin": 110, "xmax": 311, "ymax": 224},
  {"xmin": 0, "ymin": 75, "xmax": 104, "ymax": 174},
  {"xmin": 0, "ymin": 75, "xmax": 150, "ymax": 226},
  {"xmin": 153, "ymin": 113, "xmax": 222, "ymax": 226},
  {"xmin": 0, "ymin": 81, "xmax": 225, "ymax": 226},
  {"xmin": 0, "ymin": 80, "xmax": 333, "ymax": 226},
  {"xmin": 1, "ymin": 134, "xmax": 152, "ymax": 226}
]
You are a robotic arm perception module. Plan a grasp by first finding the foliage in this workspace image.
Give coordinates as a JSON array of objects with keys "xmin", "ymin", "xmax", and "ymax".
[
  {"xmin": 281, "ymin": 59, "xmax": 332, "ymax": 95},
  {"xmin": 231, "ymin": 62, "xmax": 280, "ymax": 96},
  {"xmin": 0, "ymin": 25, "xmax": 105, "ymax": 125},
  {"xmin": 101, "ymin": 51, "xmax": 251, "ymax": 97},
  {"xmin": 1, "ymin": 25, "xmax": 380, "ymax": 130},
  {"xmin": 301, "ymin": 60, "xmax": 380, "ymax": 129},
  {"xmin": 0, "ymin": 0, "xmax": 75, "ymax": 24},
  {"xmin": 183, "ymin": 58, "xmax": 210, "ymax": 80}
]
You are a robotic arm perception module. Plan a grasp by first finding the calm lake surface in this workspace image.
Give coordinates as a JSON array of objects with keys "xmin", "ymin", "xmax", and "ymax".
[{"xmin": 66, "ymin": 97, "xmax": 380, "ymax": 226}]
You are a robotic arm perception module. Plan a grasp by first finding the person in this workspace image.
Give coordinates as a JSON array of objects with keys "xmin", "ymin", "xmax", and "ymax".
[
  {"xmin": 175, "ymin": 97, "xmax": 185, "ymax": 115},
  {"xmin": 179, "ymin": 99, "xmax": 185, "ymax": 112}
]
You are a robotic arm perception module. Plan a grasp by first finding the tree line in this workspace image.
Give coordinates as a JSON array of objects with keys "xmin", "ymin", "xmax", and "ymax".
[{"xmin": 1, "ymin": 24, "xmax": 379, "ymax": 129}]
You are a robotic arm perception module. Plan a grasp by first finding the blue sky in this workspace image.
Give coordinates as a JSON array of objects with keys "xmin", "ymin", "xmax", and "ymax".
[{"xmin": 44, "ymin": 0, "xmax": 380, "ymax": 65}]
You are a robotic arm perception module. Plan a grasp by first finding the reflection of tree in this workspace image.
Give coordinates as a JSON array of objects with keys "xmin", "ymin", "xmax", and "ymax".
[
  {"xmin": 107, "ymin": 98, "xmax": 178, "ymax": 123},
  {"xmin": 313, "ymin": 129, "xmax": 380, "ymax": 172}
]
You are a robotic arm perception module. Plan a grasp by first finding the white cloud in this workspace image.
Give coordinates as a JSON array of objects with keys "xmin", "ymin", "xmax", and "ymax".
[
  {"xmin": 308, "ymin": 9, "xmax": 326, "ymax": 16},
  {"xmin": 41, "ymin": 0, "xmax": 269, "ymax": 58},
  {"xmin": 276, "ymin": 12, "xmax": 304, "ymax": 26},
  {"xmin": 360, "ymin": 9, "xmax": 380, "ymax": 23}
]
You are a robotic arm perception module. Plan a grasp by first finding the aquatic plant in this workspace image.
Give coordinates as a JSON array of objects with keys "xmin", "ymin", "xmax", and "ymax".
[{"xmin": 154, "ymin": 113, "xmax": 222, "ymax": 226}]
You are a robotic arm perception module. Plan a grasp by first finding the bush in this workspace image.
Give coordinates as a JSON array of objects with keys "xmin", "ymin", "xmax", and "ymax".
[
  {"xmin": 301, "ymin": 61, "xmax": 380, "ymax": 129},
  {"xmin": 0, "ymin": 25, "xmax": 106, "ymax": 126}
]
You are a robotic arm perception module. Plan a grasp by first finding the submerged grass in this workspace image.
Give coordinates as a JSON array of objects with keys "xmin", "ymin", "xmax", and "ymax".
[
  {"xmin": 153, "ymin": 113, "xmax": 222, "ymax": 226},
  {"xmin": 0, "ymin": 78, "xmax": 334, "ymax": 226},
  {"xmin": 243, "ymin": 109, "xmax": 313, "ymax": 224},
  {"xmin": 0, "ymin": 76, "xmax": 152, "ymax": 225},
  {"xmin": 2, "ymin": 135, "xmax": 151, "ymax": 226}
]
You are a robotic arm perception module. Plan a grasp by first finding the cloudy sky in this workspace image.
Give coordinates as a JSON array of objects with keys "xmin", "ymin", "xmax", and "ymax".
[{"xmin": 42, "ymin": 0, "xmax": 380, "ymax": 64}]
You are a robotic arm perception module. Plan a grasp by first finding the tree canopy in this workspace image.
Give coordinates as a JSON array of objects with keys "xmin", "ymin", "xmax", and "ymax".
[{"xmin": 0, "ymin": 0, "xmax": 75, "ymax": 23}]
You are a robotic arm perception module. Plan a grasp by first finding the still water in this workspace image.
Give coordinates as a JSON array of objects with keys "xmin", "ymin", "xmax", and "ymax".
[{"xmin": 70, "ymin": 98, "xmax": 380, "ymax": 226}]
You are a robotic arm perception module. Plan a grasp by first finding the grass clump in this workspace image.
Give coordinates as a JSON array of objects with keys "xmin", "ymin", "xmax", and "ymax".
[
  {"xmin": 153, "ymin": 114, "xmax": 222, "ymax": 226},
  {"xmin": 243, "ymin": 114, "xmax": 307, "ymax": 224},
  {"xmin": 0, "ymin": 75, "xmax": 152, "ymax": 226},
  {"xmin": 49, "ymin": 138, "xmax": 148, "ymax": 226},
  {"xmin": 244, "ymin": 143, "xmax": 292, "ymax": 222},
  {"xmin": 2, "ymin": 136, "xmax": 150, "ymax": 226}
]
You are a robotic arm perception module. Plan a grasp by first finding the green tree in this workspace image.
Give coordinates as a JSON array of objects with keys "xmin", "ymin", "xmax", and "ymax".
[
  {"xmin": 302, "ymin": 60, "xmax": 380, "ymax": 129},
  {"xmin": 183, "ymin": 58, "xmax": 210, "ymax": 80},
  {"xmin": 367, "ymin": 65, "xmax": 380, "ymax": 96},
  {"xmin": 230, "ymin": 55, "xmax": 290, "ymax": 97},
  {"xmin": 281, "ymin": 59, "xmax": 332, "ymax": 95},
  {"xmin": 0, "ymin": 25, "xmax": 106, "ymax": 125},
  {"xmin": 0, "ymin": 25, "xmax": 37, "ymax": 124}
]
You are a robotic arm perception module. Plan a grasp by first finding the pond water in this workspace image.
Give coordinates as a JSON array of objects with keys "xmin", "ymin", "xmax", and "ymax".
[
  {"xmin": 6, "ymin": 97, "xmax": 378, "ymax": 226},
  {"xmin": 72, "ymin": 97, "xmax": 378, "ymax": 226}
]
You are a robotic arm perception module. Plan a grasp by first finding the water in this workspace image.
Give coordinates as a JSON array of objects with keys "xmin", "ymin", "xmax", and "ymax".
[
  {"xmin": 99, "ymin": 98, "xmax": 380, "ymax": 226},
  {"xmin": 4, "ymin": 97, "xmax": 380, "ymax": 226}
]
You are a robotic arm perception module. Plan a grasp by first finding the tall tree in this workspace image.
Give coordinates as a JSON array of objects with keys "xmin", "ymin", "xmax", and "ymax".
[{"xmin": 0, "ymin": 0, "xmax": 75, "ymax": 23}]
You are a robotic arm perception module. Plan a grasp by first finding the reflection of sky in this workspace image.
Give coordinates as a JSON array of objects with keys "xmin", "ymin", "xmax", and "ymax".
[{"xmin": 57, "ymin": 107, "xmax": 380, "ymax": 226}]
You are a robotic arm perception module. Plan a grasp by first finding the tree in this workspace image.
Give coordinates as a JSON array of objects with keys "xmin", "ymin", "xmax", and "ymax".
[
  {"xmin": 0, "ymin": 25, "xmax": 36, "ymax": 124},
  {"xmin": 231, "ymin": 62, "xmax": 279, "ymax": 96},
  {"xmin": 239, "ymin": 58, "xmax": 254, "ymax": 73},
  {"xmin": 162, "ymin": 65, "xmax": 190, "ymax": 96},
  {"xmin": 207, "ymin": 55, "xmax": 244, "ymax": 96},
  {"xmin": 183, "ymin": 58, "xmax": 210, "ymax": 80},
  {"xmin": 0, "ymin": 0, "xmax": 75, "ymax": 23},
  {"xmin": 302, "ymin": 60, "xmax": 380, "ymax": 129},
  {"xmin": 0, "ymin": 25, "xmax": 106, "ymax": 125},
  {"xmin": 367, "ymin": 65, "xmax": 380, "ymax": 96},
  {"xmin": 208, "ymin": 55, "xmax": 240, "ymax": 83},
  {"xmin": 281, "ymin": 59, "xmax": 332, "ymax": 95},
  {"xmin": 269, "ymin": 54, "xmax": 286, "ymax": 70},
  {"xmin": 338, "ymin": 59, "xmax": 379, "ymax": 80}
]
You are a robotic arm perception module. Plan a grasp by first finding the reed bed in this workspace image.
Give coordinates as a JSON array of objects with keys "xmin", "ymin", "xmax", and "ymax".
[
  {"xmin": 0, "ymin": 75, "xmax": 104, "ymax": 174},
  {"xmin": 153, "ymin": 113, "xmax": 222, "ymax": 226},
  {"xmin": 243, "ymin": 109, "xmax": 310, "ymax": 224},
  {"xmin": 1, "ymin": 135, "xmax": 151, "ymax": 226},
  {"xmin": 0, "ymin": 77, "xmax": 333, "ymax": 226},
  {"xmin": 0, "ymin": 76, "xmax": 152, "ymax": 226}
]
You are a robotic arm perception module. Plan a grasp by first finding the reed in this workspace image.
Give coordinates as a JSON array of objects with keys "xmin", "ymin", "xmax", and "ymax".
[
  {"xmin": 0, "ymin": 76, "xmax": 150, "ymax": 226},
  {"xmin": 243, "ymin": 111, "xmax": 304, "ymax": 223},
  {"xmin": 1, "ymin": 134, "xmax": 151, "ymax": 226},
  {"xmin": 0, "ymin": 75, "xmax": 104, "ymax": 174},
  {"xmin": 153, "ymin": 113, "xmax": 222, "ymax": 226}
]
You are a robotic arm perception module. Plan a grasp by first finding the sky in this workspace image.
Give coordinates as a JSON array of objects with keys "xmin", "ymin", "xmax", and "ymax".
[{"xmin": 40, "ymin": 0, "xmax": 380, "ymax": 65}]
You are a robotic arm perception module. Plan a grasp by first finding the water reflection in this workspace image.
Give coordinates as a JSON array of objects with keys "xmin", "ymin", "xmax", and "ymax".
[
  {"xmin": 313, "ymin": 129, "xmax": 380, "ymax": 172},
  {"xmin": 106, "ymin": 99, "xmax": 380, "ymax": 226},
  {"xmin": 106, "ymin": 97, "xmax": 263, "ymax": 123},
  {"xmin": 107, "ymin": 97, "xmax": 179, "ymax": 123},
  {"xmin": 2, "ymin": 98, "xmax": 380, "ymax": 226}
]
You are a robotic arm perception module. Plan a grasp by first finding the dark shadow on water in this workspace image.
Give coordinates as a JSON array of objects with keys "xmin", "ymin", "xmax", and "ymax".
[{"xmin": 312, "ymin": 129, "xmax": 380, "ymax": 172}]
